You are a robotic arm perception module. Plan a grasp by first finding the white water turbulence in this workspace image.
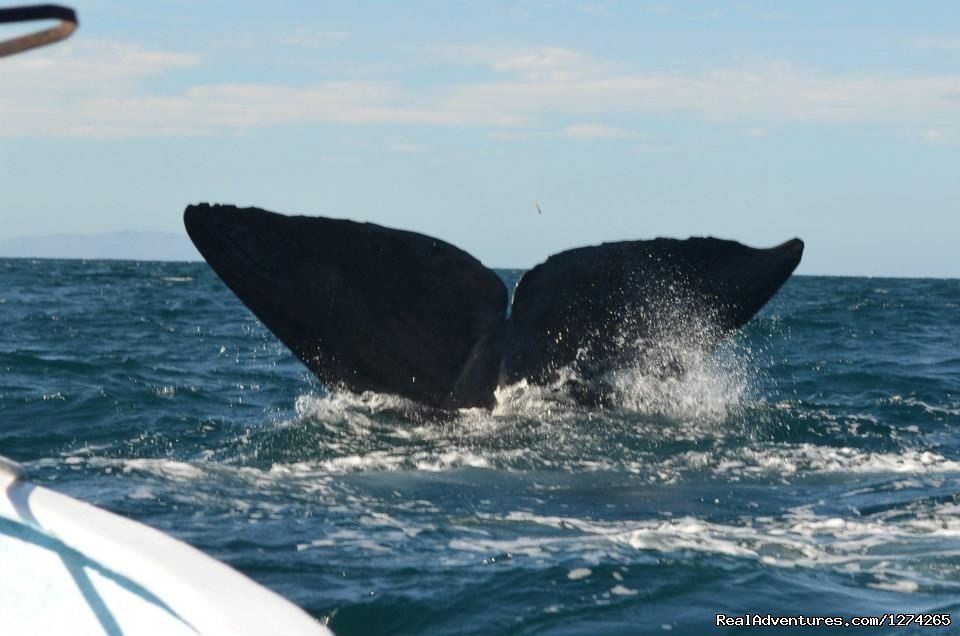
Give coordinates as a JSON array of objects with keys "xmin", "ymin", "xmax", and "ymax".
[{"xmin": 275, "ymin": 297, "xmax": 761, "ymax": 480}]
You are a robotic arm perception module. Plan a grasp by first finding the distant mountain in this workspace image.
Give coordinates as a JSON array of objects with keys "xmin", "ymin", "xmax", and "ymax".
[{"xmin": 0, "ymin": 231, "xmax": 201, "ymax": 262}]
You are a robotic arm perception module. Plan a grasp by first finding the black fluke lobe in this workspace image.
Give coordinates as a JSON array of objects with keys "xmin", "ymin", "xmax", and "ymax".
[{"xmin": 185, "ymin": 204, "xmax": 803, "ymax": 409}]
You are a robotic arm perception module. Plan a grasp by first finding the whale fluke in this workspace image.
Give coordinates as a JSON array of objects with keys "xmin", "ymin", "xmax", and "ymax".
[
  {"xmin": 184, "ymin": 203, "xmax": 507, "ymax": 408},
  {"xmin": 185, "ymin": 204, "xmax": 803, "ymax": 409},
  {"xmin": 505, "ymin": 235, "xmax": 805, "ymax": 386}
]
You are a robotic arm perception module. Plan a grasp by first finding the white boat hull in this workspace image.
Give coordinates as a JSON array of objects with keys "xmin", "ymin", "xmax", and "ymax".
[{"xmin": 0, "ymin": 457, "xmax": 332, "ymax": 636}]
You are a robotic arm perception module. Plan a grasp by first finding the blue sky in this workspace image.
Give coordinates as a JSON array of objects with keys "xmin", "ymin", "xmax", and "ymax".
[{"xmin": 2, "ymin": 1, "xmax": 959, "ymax": 275}]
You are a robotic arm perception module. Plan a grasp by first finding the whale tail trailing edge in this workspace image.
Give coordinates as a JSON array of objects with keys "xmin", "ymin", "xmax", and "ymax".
[{"xmin": 185, "ymin": 204, "xmax": 803, "ymax": 409}]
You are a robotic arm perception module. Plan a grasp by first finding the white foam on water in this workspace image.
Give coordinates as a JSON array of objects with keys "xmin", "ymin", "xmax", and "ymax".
[
  {"xmin": 868, "ymin": 579, "xmax": 920, "ymax": 593},
  {"xmin": 487, "ymin": 334, "xmax": 753, "ymax": 426},
  {"xmin": 126, "ymin": 485, "xmax": 155, "ymax": 500},
  {"xmin": 490, "ymin": 375, "xmax": 580, "ymax": 420},
  {"xmin": 121, "ymin": 458, "xmax": 206, "ymax": 480},
  {"xmin": 446, "ymin": 505, "xmax": 960, "ymax": 594},
  {"xmin": 267, "ymin": 450, "xmax": 494, "ymax": 476},
  {"xmin": 60, "ymin": 443, "xmax": 114, "ymax": 457},
  {"xmin": 605, "ymin": 341, "xmax": 752, "ymax": 424},
  {"xmin": 230, "ymin": 383, "xmax": 960, "ymax": 490},
  {"xmin": 414, "ymin": 451, "xmax": 489, "ymax": 472},
  {"xmin": 709, "ymin": 445, "xmax": 960, "ymax": 479},
  {"xmin": 296, "ymin": 538, "xmax": 337, "ymax": 551},
  {"xmin": 359, "ymin": 511, "xmax": 431, "ymax": 538},
  {"xmin": 294, "ymin": 390, "xmax": 422, "ymax": 423},
  {"xmin": 890, "ymin": 395, "xmax": 960, "ymax": 417}
]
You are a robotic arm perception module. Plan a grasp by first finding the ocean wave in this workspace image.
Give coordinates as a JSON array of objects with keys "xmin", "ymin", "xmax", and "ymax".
[{"xmin": 890, "ymin": 394, "xmax": 960, "ymax": 417}]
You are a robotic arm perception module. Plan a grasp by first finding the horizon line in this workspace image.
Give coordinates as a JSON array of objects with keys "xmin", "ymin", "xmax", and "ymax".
[{"xmin": 0, "ymin": 254, "xmax": 956, "ymax": 281}]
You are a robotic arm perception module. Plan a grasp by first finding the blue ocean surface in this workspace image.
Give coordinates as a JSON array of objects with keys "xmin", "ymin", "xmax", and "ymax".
[{"xmin": 1, "ymin": 257, "xmax": 959, "ymax": 635}]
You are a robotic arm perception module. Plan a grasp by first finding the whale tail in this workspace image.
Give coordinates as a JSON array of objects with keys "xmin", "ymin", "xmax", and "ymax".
[
  {"xmin": 185, "ymin": 204, "xmax": 803, "ymax": 409},
  {"xmin": 184, "ymin": 203, "xmax": 507, "ymax": 408}
]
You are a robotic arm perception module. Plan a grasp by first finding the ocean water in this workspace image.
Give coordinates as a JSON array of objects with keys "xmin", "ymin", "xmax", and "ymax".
[{"xmin": 1, "ymin": 257, "xmax": 959, "ymax": 635}]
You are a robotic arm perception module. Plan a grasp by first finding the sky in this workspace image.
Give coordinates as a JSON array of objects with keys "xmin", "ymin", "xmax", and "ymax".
[{"xmin": 1, "ymin": 1, "xmax": 959, "ymax": 276}]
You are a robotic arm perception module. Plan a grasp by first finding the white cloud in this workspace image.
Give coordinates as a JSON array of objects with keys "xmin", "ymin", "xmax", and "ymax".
[
  {"xmin": 577, "ymin": 3, "xmax": 614, "ymax": 17},
  {"xmin": 3, "ymin": 41, "xmax": 960, "ymax": 141},
  {"xmin": 0, "ymin": 41, "xmax": 518, "ymax": 137},
  {"xmin": 749, "ymin": 10, "xmax": 789, "ymax": 22},
  {"xmin": 279, "ymin": 29, "xmax": 350, "ymax": 48},
  {"xmin": 915, "ymin": 128, "xmax": 958, "ymax": 145},
  {"xmin": 487, "ymin": 130, "xmax": 546, "ymax": 141},
  {"xmin": 440, "ymin": 59, "xmax": 960, "ymax": 129},
  {"xmin": 634, "ymin": 141, "xmax": 682, "ymax": 153},
  {"xmin": 489, "ymin": 46, "xmax": 603, "ymax": 81},
  {"xmin": 1, "ymin": 40, "xmax": 198, "ymax": 89},
  {"xmin": 383, "ymin": 137, "xmax": 430, "ymax": 153},
  {"xmin": 561, "ymin": 123, "xmax": 636, "ymax": 139}
]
